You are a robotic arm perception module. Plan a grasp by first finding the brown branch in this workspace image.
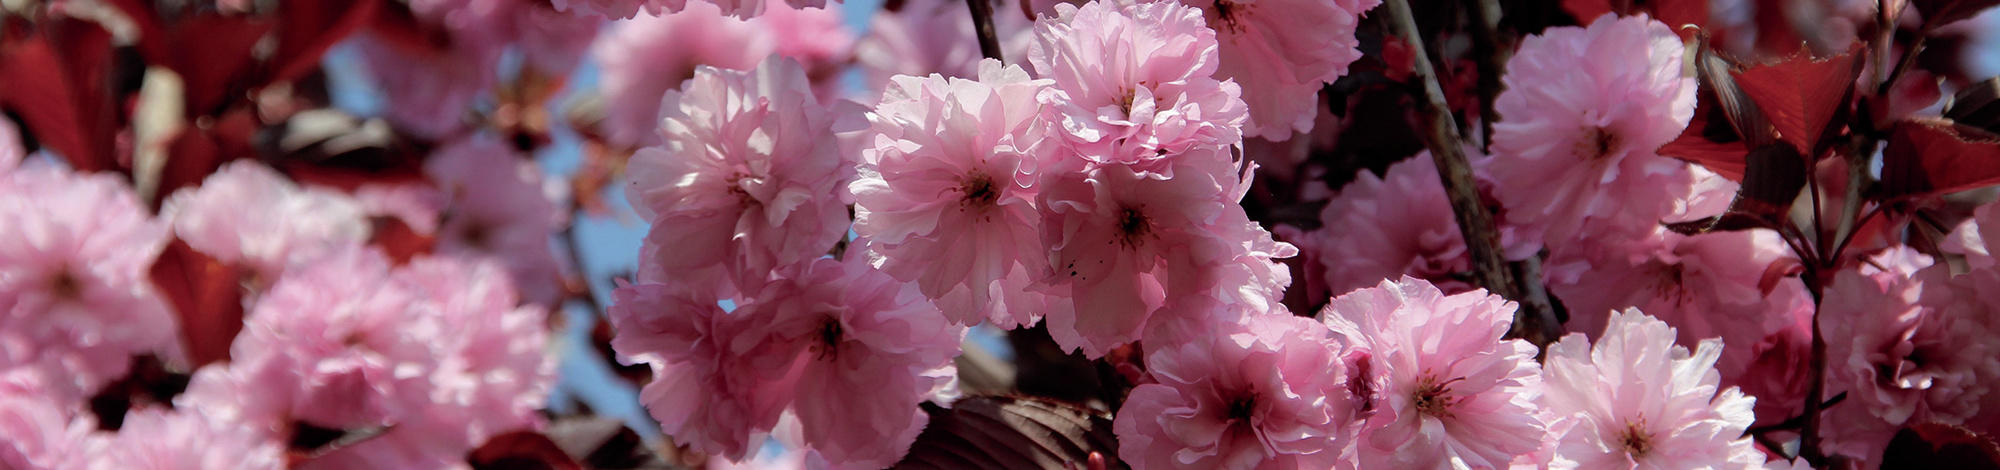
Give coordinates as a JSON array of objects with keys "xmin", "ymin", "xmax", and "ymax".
[
  {"xmin": 966, "ymin": 0, "xmax": 1005, "ymax": 63},
  {"xmin": 1380, "ymin": 0, "xmax": 1558, "ymax": 347},
  {"xmin": 1464, "ymin": 0, "xmax": 1508, "ymax": 150}
]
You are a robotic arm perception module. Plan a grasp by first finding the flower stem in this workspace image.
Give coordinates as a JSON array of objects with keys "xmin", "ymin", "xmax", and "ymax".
[
  {"xmin": 1379, "ymin": 0, "xmax": 1558, "ymax": 347},
  {"xmin": 966, "ymin": 0, "xmax": 1005, "ymax": 63}
]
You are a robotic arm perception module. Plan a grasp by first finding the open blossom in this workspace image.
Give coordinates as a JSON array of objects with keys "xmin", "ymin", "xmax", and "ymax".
[
  {"xmin": 0, "ymin": 161, "xmax": 176, "ymax": 403},
  {"xmin": 551, "ymin": 0, "xmax": 675, "ymax": 18},
  {"xmin": 1820, "ymin": 247, "xmax": 2000, "ymax": 461},
  {"xmin": 1545, "ymin": 229, "xmax": 1811, "ymax": 377},
  {"xmin": 853, "ymin": 0, "xmax": 1035, "ymax": 95},
  {"xmin": 426, "ymin": 135, "xmax": 566, "ymax": 305},
  {"xmin": 1116, "ymin": 297, "xmax": 1363, "ymax": 469},
  {"xmin": 1541, "ymin": 308, "xmax": 1764, "ymax": 469},
  {"xmin": 0, "ymin": 386, "xmax": 91, "ymax": 470},
  {"xmin": 359, "ymin": 0, "xmax": 598, "ymax": 137},
  {"xmin": 853, "ymin": 60, "xmax": 1053, "ymax": 327},
  {"xmin": 1488, "ymin": 13, "xmax": 1697, "ymax": 247},
  {"xmin": 1029, "ymin": 0, "xmax": 1248, "ymax": 173},
  {"xmin": 1305, "ymin": 150, "xmax": 1539, "ymax": 296},
  {"xmin": 1943, "ymin": 199, "xmax": 2000, "ymax": 271},
  {"xmin": 1182, "ymin": 0, "xmax": 1379, "ymax": 139},
  {"xmin": 160, "ymin": 160, "xmax": 371, "ymax": 281},
  {"xmin": 1317, "ymin": 277, "xmax": 1546, "ymax": 469},
  {"xmin": 591, "ymin": 1, "xmax": 769, "ymax": 148},
  {"xmin": 610, "ymin": 258, "xmax": 962, "ymax": 467},
  {"xmin": 1036, "ymin": 158, "xmax": 1236, "ymax": 357},
  {"xmin": 625, "ymin": 57, "xmax": 853, "ymax": 296},
  {"xmin": 87, "ymin": 408, "xmax": 285, "ymax": 470}
]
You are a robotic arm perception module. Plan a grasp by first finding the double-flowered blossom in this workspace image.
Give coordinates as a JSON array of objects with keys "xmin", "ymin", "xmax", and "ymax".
[
  {"xmin": 608, "ymin": 257, "xmax": 963, "ymax": 468},
  {"xmin": 0, "ymin": 384, "xmax": 90, "ymax": 470},
  {"xmin": 1819, "ymin": 247, "xmax": 2000, "ymax": 462},
  {"xmin": 853, "ymin": 60, "xmax": 1054, "ymax": 327},
  {"xmin": 1179, "ymin": 0, "xmax": 1379, "ymax": 139},
  {"xmin": 551, "ymin": 0, "xmax": 677, "ymax": 18},
  {"xmin": 1317, "ymin": 277, "xmax": 1546, "ymax": 468},
  {"xmin": 1029, "ymin": 0, "xmax": 1248, "ymax": 174},
  {"xmin": 425, "ymin": 136, "xmax": 567, "ymax": 305},
  {"xmin": 854, "ymin": 0, "xmax": 1035, "ymax": 92},
  {"xmin": 1488, "ymin": 13, "xmax": 1697, "ymax": 248},
  {"xmin": 358, "ymin": 0, "xmax": 600, "ymax": 138},
  {"xmin": 1116, "ymin": 297, "xmax": 1365, "ymax": 469},
  {"xmin": 625, "ymin": 57, "xmax": 854, "ymax": 297},
  {"xmin": 87, "ymin": 408, "xmax": 285, "ymax": 470},
  {"xmin": 1540, "ymin": 308, "xmax": 1766, "ymax": 469},
  {"xmin": 0, "ymin": 117, "xmax": 18, "ymax": 173},
  {"xmin": 159, "ymin": 161, "xmax": 372, "ymax": 282},
  {"xmin": 178, "ymin": 247, "xmax": 552, "ymax": 466},
  {"xmin": 0, "ymin": 161, "xmax": 176, "ymax": 404}
]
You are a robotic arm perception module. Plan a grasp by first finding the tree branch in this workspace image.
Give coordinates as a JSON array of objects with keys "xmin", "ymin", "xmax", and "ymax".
[
  {"xmin": 966, "ymin": 0, "xmax": 1005, "ymax": 63},
  {"xmin": 1380, "ymin": 0, "xmax": 1558, "ymax": 346}
]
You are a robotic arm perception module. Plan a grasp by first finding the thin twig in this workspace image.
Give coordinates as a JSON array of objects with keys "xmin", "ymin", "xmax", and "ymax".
[
  {"xmin": 965, "ymin": 0, "xmax": 1005, "ymax": 63},
  {"xmin": 1464, "ymin": 0, "xmax": 1508, "ymax": 150},
  {"xmin": 1380, "ymin": 0, "xmax": 1558, "ymax": 347}
]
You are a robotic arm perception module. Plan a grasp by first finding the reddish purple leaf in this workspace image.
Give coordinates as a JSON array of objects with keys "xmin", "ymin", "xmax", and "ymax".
[
  {"xmin": 1881, "ymin": 422, "xmax": 2000, "ymax": 468},
  {"xmin": 165, "ymin": 16, "xmax": 273, "ymax": 117},
  {"xmin": 892, "ymin": 395, "xmax": 1123, "ymax": 470},
  {"xmin": 1877, "ymin": 118, "xmax": 2000, "ymax": 200},
  {"xmin": 269, "ymin": 0, "xmax": 385, "ymax": 85},
  {"xmin": 1730, "ymin": 43, "xmax": 1863, "ymax": 160},
  {"xmin": 0, "ymin": 22, "xmax": 119, "ymax": 172},
  {"xmin": 467, "ymin": 431, "xmax": 582, "ymax": 470},
  {"xmin": 1912, "ymin": 0, "xmax": 2000, "ymax": 29},
  {"xmin": 149, "ymin": 238, "xmax": 245, "ymax": 368}
]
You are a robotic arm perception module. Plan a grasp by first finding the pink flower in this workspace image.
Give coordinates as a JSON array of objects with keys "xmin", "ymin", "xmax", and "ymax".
[
  {"xmin": 509, "ymin": 1, "xmax": 603, "ymax": 75},
  {"xmin": 609, "ymin": 258, "xmax": 963, "ymax": 467},
  {"xmin": 426, "ymin": 135, "xmax": 567, "ymax": 305},
  {"xmin": 0, "ymin": 387, "xmax": 90, "ymax": 470},
  {"xmin": 1488, "ymin": 13, "xmax": 1697, "ymax": 247},
  {"xmin": 625, "ymin": 57, "xmax": 853, "ymax": 297},
  {"xmin": 87, "ymin": 408, "xmax": 285, "ymax": 470},
  {"xmin": 1028, "ymin": 0, "xmax": 1248, "ymax": 173},
  {"xmin": 853, "ymin": 60, "xmax": 1054, "ymax": 327},
  {"xmin": 1820, "ymin": 247, "xmax": 2000, "ymax": 461},
  {"xmin": 590, "ymin": 1, "xmax": 770, "ymax": 148},
  {"xmin": 551, "ymin": 0, "xmax": 676, "ymax": 18},
  {"xmin": 1182, "ymin": 0, "xmax": 1379, "ymax": 139},
  {"xmin": 1316, "ymin": 277, "xmax": 1546, "ymax": 468},
  {"xmin": 853, "ymin": 0, "xmax": 1035, "ymax": 92},
  {"xmin": 159, "ymin": 160, "xmax": 372, "ymax": 281},
  {"xmin": 0, "ymin": 116, "xmax": 19, "ymax": 173},
  {"xmin": 759, "ymin": 0, "xmax": 858, "ymax": 98},
  {"xmin": 223, "ymin": 246, "xmax": 434, "ymax": 431},
  {"xmin": 1943, "ymin": 199, "xmax": 2000, "ymax": 271},
  {"xmin": 1304, "ymin": 151, "xmax": 1507, "ymax": 296},
  {"xmin": 1540, "ymin": 308, "xmax": 1766, "ymax": 469},
  {"xmin": 0, "ymin": 161, "xmax": 176, "ymax": 404},
  {"xmin": 1544, "ymin": 229, "xmax": 1811, "ymax": 378},
  {"xmin": 1035, "ymin": 159, "xmax": 1235, "ymax": 357},
  {"xmin": 1116, "ymin": 297, "xmax": 1364, "ymax": 469}
]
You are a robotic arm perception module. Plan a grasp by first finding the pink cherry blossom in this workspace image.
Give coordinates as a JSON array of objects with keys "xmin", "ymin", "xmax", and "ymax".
[
  {"xmin": 735, "ymin": 257, "xmax": 963, "ymax": 468},
  {"xmin": 590, "ymin": 1, "xmax": 770, "ymax": 148},
  {"xmin": 1028, "ymin": 0, "xmax": 1248, "ymax": 173},
  {"xmin": 0, "ymin": 161, "xmax": 176, "ymax": 404},
  {"xmin": 1116, "ymin": 297, "xmax": 1363, "ymax": 469},
  {"xmin": 0, "ymin": 116, "xmax": 19, "ymax": 173},
  {"xmin": 625, "ymin": 57, "xmax": 853, "ymax": 297},
  {"xmin": 510, "ymin": 1, "xmax": 604, "ymax": 75},
  {"xmin": 1182, "ymin": 0, "xmax": 1380, "ymax": 140},
  {"xmin": 759, "ymin": 0, "xmax": 859, "ymax": 99},
  {"xmin": 0, "ymin": 386, "xmax": 90, "ymax": 470},
  {"xmin": 853, "ymin": 0, "xmax": 1035, "ymax": 91},
  {"xmin": 425, "ymin": 135, "xmax": 567, "ymax": 305},
  {"xmin": 1820, "ymin": 247, "xmax": 2000, "ymax": 461},
  {"xmin": 1316, "ymin": 277, "xmax": 1546, "ymax": 468},
  {"xmin": 86, "ymin": 408, "xmax": 285, "ymax": 470},
  {"xmin": 1036, "ymin": 159, "xmax": 1234, "ymax": 357},
  {"xmin": 1545, "ymin": 229, "xmax": 1811, "ymax": 378},
  {"xmin": 1540, "ymin": 308, "xmax": 1766, "ymax": 469},
  {"xmin": 1943, "ymin": 199, "xmax": 2000, "ymax": 271},
  {"xmin": 853, "ymin": 60, "xmax": 1054, "ymax": 327},
  {"xmin": 551, "ymin": 0, "xmax": 677, "ymax": 18},
  {"xmin": 1488, "ymin": 13, "xmax": 1697, "ymax": 248},
  {"xmin": 1306, "ymin": 150, "xmax": 1539, "ymax": 296},
  {"xmin": 607, "ymin": 282, "xmax": 781, "ymax": 461},
  {"xmin": 159, "ymin": 160, "xmax": 371, "ymax": 282}
]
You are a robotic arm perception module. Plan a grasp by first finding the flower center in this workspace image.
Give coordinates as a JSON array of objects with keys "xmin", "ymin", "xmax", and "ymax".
[
  {"xmin": 48, "ymin": 267, "xmax": 82, "ymax": 300},
  {"xmin": 813, "ymin": 317, "xmax": 844, "ymax": 361},
  {"xmin": 1211, "ymin": 0, "xmax": 1249, "ymax": 33},
  {"xmin": 1574, "ymin": 125, "xmax": 1620, "ymax": 161},
  {"xmin": 1620, "ymin": 419, "xmax": 1654, "ymax": 459},
  {"xmin": 1115, "ymin": 205, "xmax": 1152, "ymax": 249},
  {"xmin": 1412, "ymin": 374, "xmax": 1465, "ymax": 417},
  {"xmin": 959, "ymin": 171, "xmax": 1000, "ymax": 210},
  {"xmin": 1650, "ymin": 262, "xmax": 1688, "ymax": 305},
  {"xmin": 1225, "ymin": 393, "xmax": 1256, "ymax": 423}
]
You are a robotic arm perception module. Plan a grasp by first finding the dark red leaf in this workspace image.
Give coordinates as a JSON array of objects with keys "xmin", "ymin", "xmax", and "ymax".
[
  {"xmin": 467, "ymin": 431, "xmax": 582, "ymax": 470},
  {"xmin": 1912, "ymin": 0, "xmax": 2000, "ymax": 29},
  {"xmin": 166, "ymin": 16, "xmax": 272, "ymax": 117},
  {"xmin": 1944, "ymin": 77, "xmax": 2000, "ymax": 134},
  {"xmin": 1877, "ymin": 118, "xmax": 2000, "ymax": 200},
  {"xmin": 0, "ymin": 23, "xmax": 119, "ymax": 172},
  {"xmin": 892, "ymin": 395, "xmax": 1124, "ymax": 470},
  {"xmin": 1877, "ymin": 70, "xmax": 1944, "ymax": 125},
  {"xmin": 1706, "ymin": 143, "xmax": 1810, "ymax": 231},
  {"xmin": 102, "ymin": 0, "xmax": 169, "ymax": 62},
  {"xmin": 1560, "ymin": 0, "xmax": 1706, "ymax": 36},
  {"xmin": 370, "ymin": 216, "xmax": 436, "ymax": 265},
  {"xmin": 1730, "ymin": 43, "xmax": 1864, "ymax": 159},
  {"xmin": 541, "ymin": 417, "xmax": 669, "ymax": 468},
  {"xmin": 1659, "ymin": 83, "xmax": 1753, "ymax": 180},
  {"xmin": 1881, "ymin": 422, "xmax": 2000, "ymax": 469},
  {"xmin": 269, "ymin": 0, "xmax": 385, "ymax": 85},
  {"xmin": 148, "ymin": 238, "xmax": 245, "ymax": 368}
]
